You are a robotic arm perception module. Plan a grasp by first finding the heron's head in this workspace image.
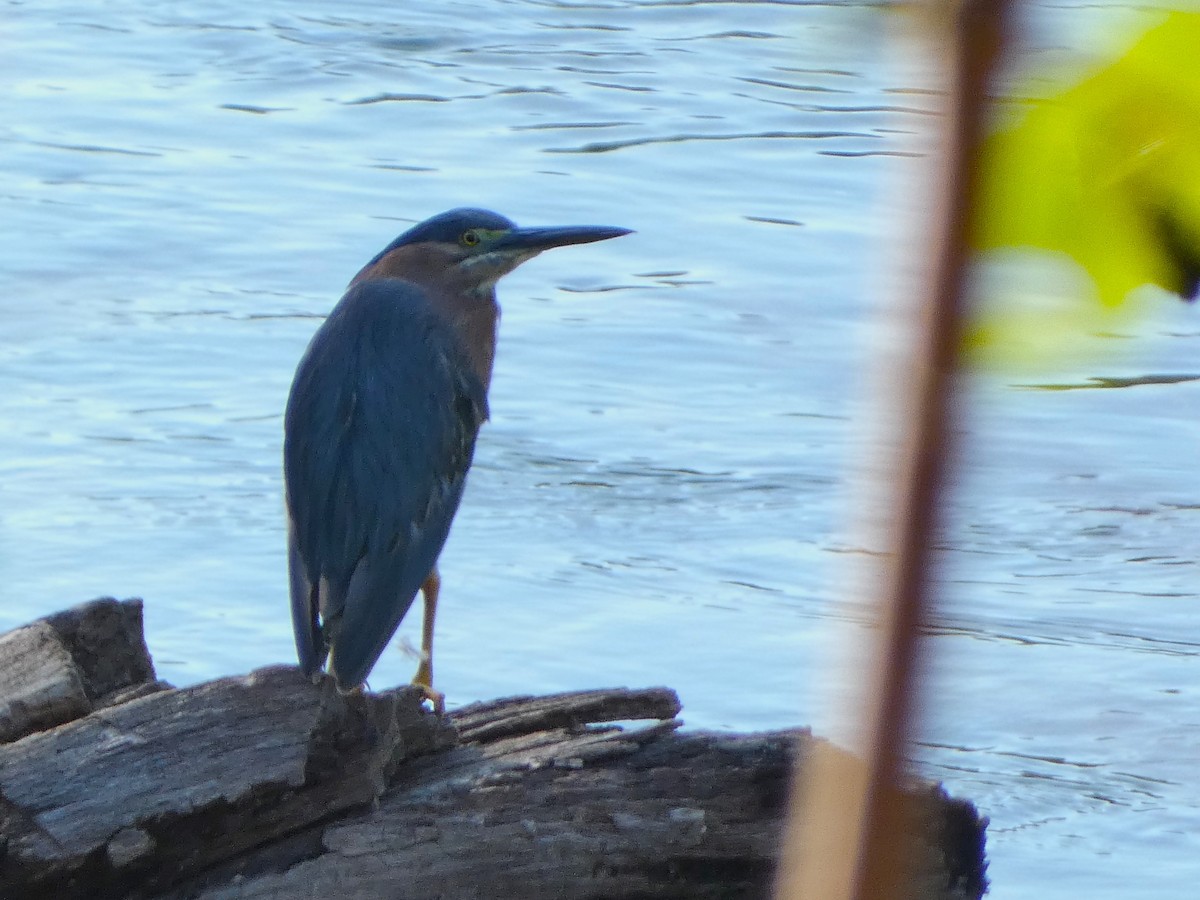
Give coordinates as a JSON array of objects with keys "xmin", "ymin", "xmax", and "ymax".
[{"xmin": 352, "ymin": 207, "xmax": 631, "ymax": 296}]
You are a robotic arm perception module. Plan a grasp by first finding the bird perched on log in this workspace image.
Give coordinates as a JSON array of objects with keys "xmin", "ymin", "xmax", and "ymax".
[{"xmin": 284, "ymin": 208, "xmax": 631, "ymax": 708}]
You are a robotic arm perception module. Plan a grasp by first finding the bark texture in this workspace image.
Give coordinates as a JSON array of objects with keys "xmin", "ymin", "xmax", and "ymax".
[{"xmin": 0, "ymin": 599, "xmax": 987, "ymax": 899}]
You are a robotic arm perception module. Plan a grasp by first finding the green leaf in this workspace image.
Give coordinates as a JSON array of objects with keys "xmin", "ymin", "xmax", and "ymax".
[{"xmin": 968, "ymin": 11, "xmax": 1200, "ymax": 363}]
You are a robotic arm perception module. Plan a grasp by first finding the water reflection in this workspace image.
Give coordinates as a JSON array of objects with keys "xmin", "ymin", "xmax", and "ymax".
[{"xmin": 1025, "ymin": 373, "xmax": 1200, "ymax": 391}]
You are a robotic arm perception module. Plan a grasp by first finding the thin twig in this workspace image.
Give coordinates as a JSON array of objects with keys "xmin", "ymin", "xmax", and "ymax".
[{"xmin": 774, "ymin": 4, "xmax": 1013, "ymax": 899}]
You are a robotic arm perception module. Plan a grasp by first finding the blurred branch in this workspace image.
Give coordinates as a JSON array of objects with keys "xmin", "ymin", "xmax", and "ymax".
[{"xmin": 774, "ymin": 3, "xmax": 1012, "ymax": 899}]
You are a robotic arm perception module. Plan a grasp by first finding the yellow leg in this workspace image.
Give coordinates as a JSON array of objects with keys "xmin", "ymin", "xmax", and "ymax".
[{"xmin": 412, "ymin": 568, "xmax": 444, "ymax": 714}]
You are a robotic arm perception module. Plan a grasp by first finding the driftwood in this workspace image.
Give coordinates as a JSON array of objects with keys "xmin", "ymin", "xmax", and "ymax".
[{"xmin": 0, "ymin": 599, "xmax": 988, "ymax": 899}]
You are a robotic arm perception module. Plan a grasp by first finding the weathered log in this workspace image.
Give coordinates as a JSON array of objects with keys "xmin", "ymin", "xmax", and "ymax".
[
  {"xmin": 0, "ymin": 598, "xmax": 161, "ymax": 744},
  {"xmin": 0, "ymin": 600, "xmax": 988, "ymax": 899}
]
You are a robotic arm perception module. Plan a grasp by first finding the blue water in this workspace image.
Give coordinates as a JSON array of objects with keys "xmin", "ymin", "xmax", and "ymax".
[{"xmin": 2, "ymin": 1, "xmax": 1197, "ymax": 897}]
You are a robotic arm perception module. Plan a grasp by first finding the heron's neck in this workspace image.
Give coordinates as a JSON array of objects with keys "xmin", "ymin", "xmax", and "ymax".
[{"xmin": 439, "ymin": 285, "xmax": 500, "ymax": 392}]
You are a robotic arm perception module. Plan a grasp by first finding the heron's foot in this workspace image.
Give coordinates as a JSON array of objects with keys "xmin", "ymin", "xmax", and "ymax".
[
  {"xmin": 417, "ymin": 683, "xmax": 445, "ymax": 716},
  {"xmin": 333, "ymin": 677, "xmax": 367, "ymax": 697},
  {"xmin": 412, "ymin": 662, "xmax": 444, "ymax": 715},
  {"xmin": 411, "ymin": 679, "xmax": 445, "ymax": 715}
]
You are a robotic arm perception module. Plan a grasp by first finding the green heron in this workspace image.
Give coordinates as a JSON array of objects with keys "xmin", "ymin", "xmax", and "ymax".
[{"xmin": 284, "ymin": 208, "xmax": 631, "ymax": 708}]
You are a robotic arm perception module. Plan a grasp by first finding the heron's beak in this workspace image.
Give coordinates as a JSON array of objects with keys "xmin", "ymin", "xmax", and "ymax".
[{"xmin": 494, "ymin": 225, "xmax": 633, "ymax": 253}]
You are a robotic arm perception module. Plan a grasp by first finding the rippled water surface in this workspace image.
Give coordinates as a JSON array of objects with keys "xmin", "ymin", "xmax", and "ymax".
[{"xmin": 3, "ymin": 2, "xmax": 1197, "ymax": 897}]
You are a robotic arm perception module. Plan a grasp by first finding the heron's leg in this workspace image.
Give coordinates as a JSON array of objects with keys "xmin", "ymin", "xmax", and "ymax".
[{"xmin": 412, "ymin": 567, "xmax": 444, "ymax": 714}]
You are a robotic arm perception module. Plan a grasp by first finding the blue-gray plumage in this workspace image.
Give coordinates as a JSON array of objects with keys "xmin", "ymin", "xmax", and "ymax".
[{"xmin": 284, "ymin": 208, "xmax": 631, "ymax": 702}]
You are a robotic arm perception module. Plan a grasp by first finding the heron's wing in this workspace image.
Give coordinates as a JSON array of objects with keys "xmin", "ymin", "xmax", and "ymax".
[
  {"xmin": 287, "ymin": 517, "xmax": 322, "ymax": 676},
  {"xmin": 284, "ymin": 280, "xmax": 487, "ymax": 687}
]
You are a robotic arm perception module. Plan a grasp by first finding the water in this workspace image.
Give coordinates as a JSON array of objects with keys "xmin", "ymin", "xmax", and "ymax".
[{"xmin": 2, "ymin": 1, "xmax": 1197, "ymax": 897}]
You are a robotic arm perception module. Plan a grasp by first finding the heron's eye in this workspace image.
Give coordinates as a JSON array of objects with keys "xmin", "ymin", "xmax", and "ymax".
[{"xmin": 461, "ymin": 230, "xmax": 482, "ymax": 247}]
